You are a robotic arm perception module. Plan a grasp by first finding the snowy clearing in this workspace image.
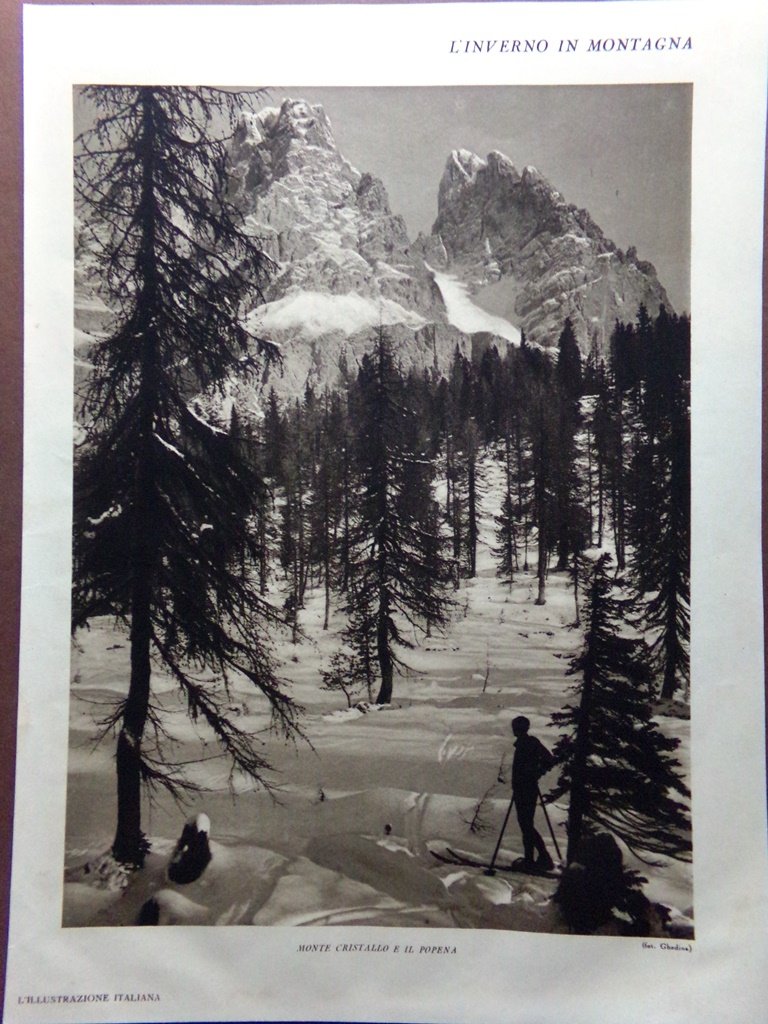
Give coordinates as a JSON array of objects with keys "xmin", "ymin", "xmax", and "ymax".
[{"xmin": 65, "ymin": 456, "xmax": 691, "ymax": 933}]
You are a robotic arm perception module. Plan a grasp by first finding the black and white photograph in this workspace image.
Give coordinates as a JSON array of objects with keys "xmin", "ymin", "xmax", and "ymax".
[
  {"xmin": 7, "ymin": 2, "xmax": 768, "ymax": 1022},
  {"xmin": 65, "ymin": 83, "xmax": 694, "ymax": 936}
]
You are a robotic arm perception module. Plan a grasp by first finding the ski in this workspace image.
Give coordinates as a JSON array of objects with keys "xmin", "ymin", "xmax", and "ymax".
[{"xmin": 431, "ymin": 846, "xmax": 559, "ymax": 878}]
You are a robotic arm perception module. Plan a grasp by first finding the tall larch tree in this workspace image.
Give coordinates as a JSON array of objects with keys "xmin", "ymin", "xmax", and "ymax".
[
  {"xmin": 73, "ymin": 87, "xmax": 301, "ymax": 868},
  {"xmin": 523, "ymin": 353, "xmax": 558, "ymax": 606},
  {"xmin": 552, "ymin": 318, "xmax": 586, "ymax": 572}
]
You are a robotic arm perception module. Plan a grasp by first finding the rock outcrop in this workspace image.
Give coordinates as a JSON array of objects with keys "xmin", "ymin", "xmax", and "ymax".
[
  {"xmin": 420, "ymin": 148, "xmax": 672, "ymax": 352},
  {"xmin": 225, "ymin": 99, "xmax": 467, "ymax": 397}
]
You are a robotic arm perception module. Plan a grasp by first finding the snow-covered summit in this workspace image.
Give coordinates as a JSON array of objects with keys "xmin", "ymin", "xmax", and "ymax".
[
  {"xmin": 447, "ymin": 148, "xmax": 486, "ymax": 184},
  {"xmin": 75, "ymin": 96, "xmax": 676, "ymax": 408},
  {"xmin": 439, "ymin": 149, "xmax": 522, "ymax": 209},
  {"xmin": 425, "ymin": 145, "xmax": 671, "ymax": 352},
  {"xmin": 234, "ymin": 99, "xmax": 344, "ymax": 171}
]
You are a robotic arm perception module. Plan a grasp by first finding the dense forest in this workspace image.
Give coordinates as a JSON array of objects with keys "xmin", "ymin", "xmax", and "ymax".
[{"xmin": 250, "ymin": 308, "xmax": 691, "ymax": 708}]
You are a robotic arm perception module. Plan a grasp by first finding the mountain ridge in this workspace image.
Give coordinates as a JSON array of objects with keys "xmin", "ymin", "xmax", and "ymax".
[{"xmin": 74, "ymin": 97, "xmax": 677, "ymax": 407}]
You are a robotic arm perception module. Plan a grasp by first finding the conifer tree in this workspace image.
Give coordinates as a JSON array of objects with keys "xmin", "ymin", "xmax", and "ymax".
[
  {"xmin": 505, "ymin": 348, "xmax": 534, "ymax": 570},
  {"xmin": 330, "ymin": 578, "xmax": 378, "ymax": 701},
  {"xmin": 590, "ymin": 361, "xmax": 614, "ymax": 548},
  {"xmin": 442, "ymin": 348, "xmax": 475, "ymax": 582},
  {"xmin": 607, "ymin": 325, "xmax": 630, "ymax": 568},
  {"xmin": 556, "ymin": 316, "xmax": 583, "ymax": 402},
  {"xmin": 553, "ymin": 318, "xmax": 585, "ymax": 571},
  {"xmin": 73, "ymin": 87, "xmax": 301, "ymax": 867},
  {"xmin": 462, "ymin": 419, "xmax": 482, "ymax": 579},
  {"xmin": 523, "ymin": 363, "xmax": 558, "ymax": 606},
  {"xmin": 549, "ymin": 554, "xmax": 691, "ymax": 864},
  {"xmin": 228, "ymin": 404, "xmax": 271, "ymax": 595},
  {"xmin": 493, "ymin": 480, "xmax": 518, "ymax": 589},
  {"xmin": 630, "ymin": 309, "xmax": 691, "ymax": 700},
  {"xmin": 308, "ymin": 391, "xmax": 347, "ymax": 629},
  {"xmin": 262, "ymin": 388, "xmax": 286, "ymax": 484},
  {"xmin": 279, "ymin": 400, "xmax": 312, "ymax": 640},
  {"xmin": 493, "ymin": 392, "xmax": 524, "ymax": 588},
  {"xmin": 345, "ymin": 329, "xmax": 451, "ymax": 704}
]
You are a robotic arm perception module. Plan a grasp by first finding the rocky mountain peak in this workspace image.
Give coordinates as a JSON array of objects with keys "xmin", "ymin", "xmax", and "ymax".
[
  {"xmin": 439, "ymin": 149, "xmax": 518, "ymax": 207},
  {"xmin": 428, "ymin": 147, "xmax": 671, "ymax": 351},
  {"xmin": 229, "ymin": 99, "xmax": 356, "ymax": 200},
  {"xmin": 237, "ymin": 99, "xmax": 337, "ymax": 154},
  {"xmin": 75, "ymin": 97, "xmax": 680, "ymax": 414},
  {"xmin": 444, "ymin": 148, "xmax": 485, "ymax": 185},
  {"xmin": 221, "ymin": 99, "xmax": 467, "ymax": 399},
  {"xmin": 226, "ymin": 98, "xmax": 416, "ymax": 270},
  {"xmin": 486, "ymin": 150, "xmax": 520, "ymax": 180}
]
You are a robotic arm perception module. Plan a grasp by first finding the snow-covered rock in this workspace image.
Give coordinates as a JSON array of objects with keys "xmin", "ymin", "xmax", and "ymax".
[
  {"xmin": 223, "ymin": 98, "xmax": 479, "ymax": 396},
  {"xmin": 421, "ymin": 148, "xmax": 672, "ymax": 353}
]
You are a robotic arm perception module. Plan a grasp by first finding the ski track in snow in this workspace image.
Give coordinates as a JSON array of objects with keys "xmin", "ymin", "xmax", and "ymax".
[
  {"xmin": 65, "ymin": 451, "xmax": 693, "ymax": 933},
  {"xmin": 438, "ymin": 734, "xmax": 475, "ymax": 763}
]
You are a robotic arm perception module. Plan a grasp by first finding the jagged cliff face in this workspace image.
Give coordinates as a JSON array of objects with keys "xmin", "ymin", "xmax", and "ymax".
[
  {"xmin": 224, "ymin": 99, "xmax": 466, "ymax": 397},
  {"xmin": 421, "ymin": 148, "xmax": 672, "ymax": 352}
]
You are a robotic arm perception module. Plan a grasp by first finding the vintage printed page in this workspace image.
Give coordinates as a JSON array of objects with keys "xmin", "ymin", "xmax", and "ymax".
[{"xmin": 7, "ymin": 1, "xmax": 768, "ymax": 1022}]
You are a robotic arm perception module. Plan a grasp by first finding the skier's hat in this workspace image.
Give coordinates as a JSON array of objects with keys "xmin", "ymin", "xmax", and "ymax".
[{"xmin": 511, "ymin": 715, "xmax": 530, "ymax": 733}]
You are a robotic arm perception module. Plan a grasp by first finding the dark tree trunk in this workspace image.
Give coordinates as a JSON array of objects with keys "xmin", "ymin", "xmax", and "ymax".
[
  {"xmin": 556, "ymin": 521, "xmax": 570, "ymax": 572},
  {"xmin": 572, "ymin": 549, "xmax": 581, "ymax": 626},
  {"xmin": 340, "ymin": 446, "xmax": 351, "ymax": 594},
  {"xmin": 535, "ymin": 524, "xmax": 547, "ymax": 606},
  {"xmin": 258, "ymin": 510, "xmax": 268, "ymax": 597},
  {"xmin": 660, "ymin": 548, "xmax": 680, "ymax": 699},
  {"xmin": 297, "ymin": 470, "xmax": 308, "ymax": 606},
  {"xmin": 467, "ymin": 456, "xmax": 478, "ymax": 578},
  {"xmin": 504, "ymin": 448, "xmax": 516, "ymax": 587},
  {"xmin": 566, "ymin": 649, "xmax": 593, "ymax": 864},
  {"xmin": 450, "ymin": 469, "xmax": 463, "ymax": 589},
  {"xmin": 113, "ymin": 577, "xmax": 152, "ymax": 866},
  {"xmin": 445, "ymin": 435, "xmax": 454, "ymax": 521},
  {"xmin": 514, "ymin": 425, "xmax": 530, "ymax": 572},
  {"xmin": 322, "ymin": 470, "xmax": 331, "ymax": 631},
  {"xmin": 614, "ymin": 399, "xmax": 626, "ymax": 570},
  {"xmin": 597, "ymin": 457, "xmax": 604, "ymax": 547},
  {"xmin": 375, "ymin": 590, "xmax": 393, "ymax": 704},
  {"xmin": 586, "ymin": 422, "xmax": 594, "ymax": 546}
]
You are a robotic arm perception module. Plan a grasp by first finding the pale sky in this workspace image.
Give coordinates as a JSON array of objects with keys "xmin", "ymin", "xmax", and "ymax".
[{"xmin": 272, "ymin": 85, "xmax": 691, "ymax": 313}]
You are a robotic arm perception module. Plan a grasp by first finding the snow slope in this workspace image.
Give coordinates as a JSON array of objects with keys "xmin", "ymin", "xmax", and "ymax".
[
  {"xmin": 249, "ymin": 290, "xmax": 427, "ymax": 339},
  {"xmin": 428, "ymin": 267, "xmax": 521, "ymax": 345},
  {"xmin": 64, "ymin": 455, "xmax": 692, "ymax": 932}
]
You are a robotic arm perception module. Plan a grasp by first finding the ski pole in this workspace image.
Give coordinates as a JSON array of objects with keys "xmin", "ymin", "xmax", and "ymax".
[
  {"xmin": 537, "ymin": 787, "xmax": 563, "ymax": 862},
  {"xmin": 485, "ymin": 793, "xmax": 515, "ymax": 876}
]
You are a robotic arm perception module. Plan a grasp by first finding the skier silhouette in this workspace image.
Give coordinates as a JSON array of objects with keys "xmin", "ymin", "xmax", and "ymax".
[{"xmin": 511, "ymin": 716, "xmax": 555, "ymax": 871}]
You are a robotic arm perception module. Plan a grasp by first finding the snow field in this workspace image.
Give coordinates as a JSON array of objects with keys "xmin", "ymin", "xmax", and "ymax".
[
  {"xmin": 428, "ymin": 267, "xmax": 521, "ymax": 345},
  {"xmin": 65, "ymin": 452, "xmax": 692, "ymax": 931}
]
